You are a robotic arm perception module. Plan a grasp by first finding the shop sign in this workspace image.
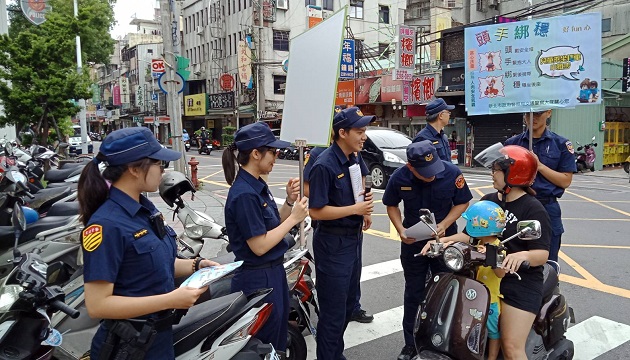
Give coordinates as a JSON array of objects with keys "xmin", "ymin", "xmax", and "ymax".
[
  {"xmin": 184, "ymin": 93, "xmax": 207, "ymax": 116},
  {"xmin": 393, "ymin": 25, "xmax": 416, "ymax": 81},
  {"xmin": 335, "ymin": 80, "xmax": 355, "ymax": 106},
  {"xmin": 403, "ymin": 75, "xmax": 437, "ymax": 105},
  {"xmin": 442, "ymin": 67, "xmax": 465, "ymax": 87},
  {"xmin": 355, "ymin": 75, "xmax": 403, "ymax": 104},
  {"xmin": 220, "ymin": 74, "xmax": 235, "ymax": 91},
  {"xmin": 340, "ymin": 39, "xmax": 355, "ymax": 79},
  {"xmin": 208, "ymin": 92, "xmax": 235, "ymax": 109},
  {"xmin": 623, "ymin": 58, "xmax": 630, "ymax": 93}
]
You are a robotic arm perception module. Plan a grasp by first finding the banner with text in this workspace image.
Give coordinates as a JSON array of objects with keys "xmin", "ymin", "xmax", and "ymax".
[
  {"xmin": 340, "ymin": 39, "xmax": 355, "ymax": 79},
  {"xmin": 393, "ymin": 25, "xmax": 416, "ymax": 81},
  {"xmin": 464, "ymin": 12, "xmax": 601, "ymax": 115},
  {"xmin": 335, "ymin": 80, "xmax": 355, "ymax": 106},
  {"xmin": 403, "ymin": 75, "xmax": 437, "ymax": 105}
]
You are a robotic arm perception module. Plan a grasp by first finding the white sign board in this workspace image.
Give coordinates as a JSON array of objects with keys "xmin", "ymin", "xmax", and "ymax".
[
  {"xmin": 280, "ymin": 7, "xmax": 347, "ymax": 146},
  {"xmin": 152, "ymin": 59, "xmax": 165, "ymax": 78}
]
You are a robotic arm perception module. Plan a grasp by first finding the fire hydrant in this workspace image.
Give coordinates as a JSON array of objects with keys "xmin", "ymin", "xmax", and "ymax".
[{"xmin": 188, "ymin": 157, "xmax": 200, "ymax": 189}]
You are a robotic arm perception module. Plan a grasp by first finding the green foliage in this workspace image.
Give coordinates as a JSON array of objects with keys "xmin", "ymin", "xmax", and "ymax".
[
  {"xmin": 224, "ymin": 126, "xmax": 237, "ymax": 135},
  {"xmin": 0, "ymin": 0, "xmax": 116, "ymax": 143},
  {"xmin": 221, "ymin": 133, "xmax": 234, "ymax": 146}
]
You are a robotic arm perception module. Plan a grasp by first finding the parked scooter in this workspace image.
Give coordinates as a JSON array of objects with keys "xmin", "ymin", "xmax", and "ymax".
[
  {"xmin": 575, "ymin": 136, "xmax": 597, "ymax": 172},
  {"xmin": 415, "ymin": 215, "xmax": 575, "ymax": 360}
]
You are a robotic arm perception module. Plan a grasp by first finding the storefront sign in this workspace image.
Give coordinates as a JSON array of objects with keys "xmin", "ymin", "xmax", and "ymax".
[
  {"xmin": 307, "ymin": 5, "xmax": 323, "ymax": 28},
  {"xmin": 113, "ymin": 85, "xmax": 121, "ymax": 106},
  {"xmin": 135, "ymin": 85, "xmax": 144, "ymax": 107},
  {"xmin": 152, "ymin": 59, "xmax": 165, "ymax": 78},
  {"xmin": 340, "ymin": 39, "xmax": 355, "ymax": 79},
  {"xmin": 335, "ymin": 80, "xmax": 355, "ymax": 106},
  {"xmin": 403, "ymin": 75, "xmax": 436, "ymax": 105},
  {"xmin": 208, "ymin": 92, "xmax": 235, "ymax": 110},
  {"xmin": 220, "ymin": 74, "xmax": 235, "ymax": 91},
  {"xmin": 393, "ymin": 25, "xmax": 416, "ymax": 81},
  {"xmin": 356, "ymin": 75, "xmax": 403, "ymax": 104},
  {"xmin": 623, "ymin": 58, "xmax": 630, "ymax": 93},
  {"xmin": 262, "ymin": 0, "xmax": 277, "ymax": 22},
  {"xmin": 120, "ymin": 77, "xmax": 130, "ymax": 105},
  {"xmin": 184, "ymin": 93, "xmax": 207, "ymax": 116},
  {"xmin": 238, "ymin": 40, "xmax": 253, "ymax": 87},
  {"xmin": 464, "ymin": 12, "xmax": 601, "ymax": 115}
]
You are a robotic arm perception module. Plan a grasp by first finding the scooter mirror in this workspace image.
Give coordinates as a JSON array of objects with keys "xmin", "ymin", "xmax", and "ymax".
[
  {"xmin": 593, "ymin": 143, "xmax": 597, "ymax": 147},
  {"xmin": 516, "ymin": 220, "xmax": 541, "ymax": 240},
  {"xmin": 577, "ymin": 146, "xmax": 583, "ymax": 152},
  {"xmin": 591, "ymin": 136, "xmax": 596, "ymax": 142},
  {"xmin": 12, "ymin": 202, "xmax": 27, "ymax": 232}
]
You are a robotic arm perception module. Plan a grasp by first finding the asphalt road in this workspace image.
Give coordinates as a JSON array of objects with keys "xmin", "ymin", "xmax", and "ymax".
[{"xmin": 169, "ymin": 149, "xmax": 630, "ymax": 360}]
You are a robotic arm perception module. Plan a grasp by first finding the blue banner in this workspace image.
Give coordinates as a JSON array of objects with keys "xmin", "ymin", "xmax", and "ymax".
[
  {"xmin": 464, "ymin": 12, "xmax": 601, "ymax": 115},
  {"xmin": 340, "ymin": 39, "xmax": 355, "ymax": 79}
]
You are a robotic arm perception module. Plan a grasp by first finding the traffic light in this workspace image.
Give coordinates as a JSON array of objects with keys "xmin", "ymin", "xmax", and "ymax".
[{"xmin": 176, "ymin": 56, "xmax": 191, "ymax": 81}]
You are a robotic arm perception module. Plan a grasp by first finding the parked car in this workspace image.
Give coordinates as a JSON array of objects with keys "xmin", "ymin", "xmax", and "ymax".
[
  {"xmin": 69, "ymin": 125, "xmax": 94, "ymax": 155},
  {"xmin": 361, "ymin": 127, "xmax": 411, "ymax": 189}
]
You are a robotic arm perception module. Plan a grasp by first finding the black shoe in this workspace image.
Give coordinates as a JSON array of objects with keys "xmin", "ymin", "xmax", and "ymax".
[
  {"xmin": 397, "ymin": 345, "xmax": 417, "ymax": 360},
  {"xmin": 350, "ymin": 309, "xmax": 374, "ymax": 323}
]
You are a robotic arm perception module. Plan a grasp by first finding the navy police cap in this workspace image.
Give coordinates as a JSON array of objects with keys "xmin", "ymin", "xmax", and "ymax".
[
  {"xmin": 99, "ymin": 127, "xmax": 181, "ymax": 166},
  {"xmin": 407, "ymin": 140, "xmax": 445, "ymax": 178},
  {"xmin": 234, "ymin": 122, "xmax": 291, "ymax": 151}
]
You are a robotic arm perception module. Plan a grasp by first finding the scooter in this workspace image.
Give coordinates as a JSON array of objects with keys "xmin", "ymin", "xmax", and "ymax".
[
  {"xmin": 415, "ymin": 215, "xmax": 575, "ymax": 360},
  {"xmin": 197, "ymin": 138, "xmax": 212, "ymax": 155},
  {"xmin": 185, "ymin": 139, "xmax": 191, "ymax": 152},
  {"xmin": 575, "ymin": 136, "xmax": 597, "ymax": 172}
]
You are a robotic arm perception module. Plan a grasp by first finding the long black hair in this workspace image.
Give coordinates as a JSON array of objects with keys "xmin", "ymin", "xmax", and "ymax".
[
  {"xmin": 221, "ymin": 143, "xmax": 272, "ymax": 185},
  {"xmin": 78, "ymin": 156, "xmax": 154, "ymax": 225}
]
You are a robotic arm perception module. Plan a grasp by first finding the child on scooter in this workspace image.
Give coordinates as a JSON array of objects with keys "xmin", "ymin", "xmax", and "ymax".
[{"xmin": 462, "ymin": 200, "xmax": 507, "ymax": 360}]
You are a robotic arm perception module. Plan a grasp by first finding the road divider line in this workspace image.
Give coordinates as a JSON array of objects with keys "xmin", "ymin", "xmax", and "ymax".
[
  {"xmin": 562, "ymin": 244, "xmax": 630, "ymax": 249},
  {"xmin": 565, "ymin": 190, "xmax": 630, "ymax": 218},
  {"xmin": 558, "ymin": 250, "xmax": 601, "ymax": 284}
]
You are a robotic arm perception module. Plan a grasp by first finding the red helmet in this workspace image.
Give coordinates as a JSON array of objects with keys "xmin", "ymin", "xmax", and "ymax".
[{"xmin": 495, "ymin": 145, "xmax": 537, "ymax": 188}]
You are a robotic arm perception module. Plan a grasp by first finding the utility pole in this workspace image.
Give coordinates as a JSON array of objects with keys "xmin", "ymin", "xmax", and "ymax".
[
  {"xmin": 256, "ymin": 0, "xmax": 265, "ymax": 122},
  {"xmin": 159, "ymin": 0, "xmax": 185, "ymax": 173},
  {"xmin": 73, "ymin": 0, "xmax": 88, "ymax": 154}
]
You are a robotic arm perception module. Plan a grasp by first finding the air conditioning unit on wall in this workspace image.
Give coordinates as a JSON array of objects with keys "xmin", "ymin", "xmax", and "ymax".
[
  {"xmin": 277, "ymin": 0, "xmax": 288, "ymax": 10},
  {"xmin": 196, "ymin": 26, "xmax": 204, "ymax": 36},
  {"xmin": 489, "ymin": 0, "xmax": 499, "ymax": 9}
]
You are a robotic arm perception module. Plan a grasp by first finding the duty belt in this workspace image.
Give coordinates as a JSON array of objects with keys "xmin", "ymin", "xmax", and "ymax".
[
  {"xmin": 536, "ymin": 197, "xmax": 558, "ymax": 205},
  {"xmin": 241, "ymin": 257, "xmax": 284, "ymax": 270},
  {"xmin": 317, "ymin": 223, "xmax": 362, "ymax": 236}
]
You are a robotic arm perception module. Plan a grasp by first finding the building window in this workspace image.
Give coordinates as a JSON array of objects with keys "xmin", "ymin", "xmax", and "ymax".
[
  {"xmin": 147, "ymin": 49, "xmax": 153, "ymax": 54},
  {"xmin": 323, "ymin": 0, "xmax": 333, "ymax": 10},
  {"xmin": 273, "ymin": 30, "xmax": 290, "ymax": 51},
  {"xmin": 379, "ymin": 5, "xmax": 389, "ymax": 23},
  {"xmin": 446, "ymin": 0, "xmax": 456, "ymax": 7},
  {"xmin": 602, "ymin": 18, "xmax": 611, "ymax": 32},
  {"xmin": 378, "ymin": 43, "xmax": 391, "ymax": 58},
  {"xmin": 350, "ymin": 0, "xmax": 363, "ymax": 19},
  {"xmin": 305, "ymin": 0, "xmax": 316, "ymax": 6},
  {"xmin": 274, "ymin": 75, "xmax": 287, "ymax": 94}
]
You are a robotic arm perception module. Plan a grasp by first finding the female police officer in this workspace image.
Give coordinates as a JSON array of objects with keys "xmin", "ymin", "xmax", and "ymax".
[
  {"xmin": 79, "ymin": 127, "xmax": 219, "ymax": 359},
  {"xmin": 222, "ymin": 122, "xmax": 309, "ymax": 354}
]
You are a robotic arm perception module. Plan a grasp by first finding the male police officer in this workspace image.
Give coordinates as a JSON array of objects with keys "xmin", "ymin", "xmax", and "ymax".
[
  {"xmin": 383, "ymin": 141, "xmax": 472, "ymax": 360},
  {"xmin": 309, "ymin": 107, "xmax": 375, "ymax": 359},
  {"xmin": 505, "ymin": 110, "xmax": 575, "ymax": 262},
  {"xmin": 412, "ymin": 98, "xmax": 454, "ymax": 162}
]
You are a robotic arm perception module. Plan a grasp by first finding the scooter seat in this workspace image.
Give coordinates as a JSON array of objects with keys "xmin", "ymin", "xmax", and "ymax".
[
  {"xmin": 25, "ymin": 187, "xmax": 73, "ymax": 214},
  {"xmin": 0, "ymin": 216, "xmax": 78, "ymax": 250},
  {"xmin": 45, "ymin": 166, "xmax": 84, "ymax": 183},
  {"xmin": 541, "ymin": 263, "xmax": 559, "ymax": 301},
  {"xmin": 47, "ymin": 201, "xmax": 79, "ymax": 217},
  {"xmin": 173, "ymin": 291, "xmax": 247, "ymax": 355},
  {"xmin": 46, "ymin": 182, "xmax": 78, "ymax": 190}
]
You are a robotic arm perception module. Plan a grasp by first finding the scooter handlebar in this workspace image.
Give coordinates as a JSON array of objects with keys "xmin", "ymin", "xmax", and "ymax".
[{"xmin": 51, "ymin": 299, "xmax": 80, "ymax": 319}]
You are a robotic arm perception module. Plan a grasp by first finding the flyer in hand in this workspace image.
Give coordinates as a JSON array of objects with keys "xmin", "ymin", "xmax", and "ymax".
[{"xmin": 180, "ymin": 261, "xmax": 244, "ymax": 288}]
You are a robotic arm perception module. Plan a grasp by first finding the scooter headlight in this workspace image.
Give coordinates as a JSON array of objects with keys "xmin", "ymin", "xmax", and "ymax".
[
  {"xmin": 0, "ymin": 285, "xmax": 23, "ymax": 313},
  {"xmin": 443, "ymin": 247, "xmax": 464, "ymax": 272}
]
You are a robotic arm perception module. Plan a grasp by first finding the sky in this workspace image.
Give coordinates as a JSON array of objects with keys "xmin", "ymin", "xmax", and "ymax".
[{"xmin": 111, "ymin": 0, "xmax": 160, "ymax": 39}]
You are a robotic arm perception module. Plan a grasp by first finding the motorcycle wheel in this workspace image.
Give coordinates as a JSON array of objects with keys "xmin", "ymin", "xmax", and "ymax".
[
  {"xmin": 576, "ymin": 162, "xmax": 585, "ymax": 172},
  {"xmin": 286, "ymin": 323, "xmax": 307, "ymax": 360},
  {"xmin": 198, "ymin": 147, "xmax": 203, "ymax": 154}
]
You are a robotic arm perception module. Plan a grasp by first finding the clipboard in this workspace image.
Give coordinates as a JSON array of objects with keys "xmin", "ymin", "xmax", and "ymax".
[{"xmin": 403, "ymin": 213, "xmax": 437, "ymax": 241}]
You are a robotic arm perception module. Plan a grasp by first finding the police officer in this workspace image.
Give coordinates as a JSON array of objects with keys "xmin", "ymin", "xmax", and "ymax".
[
  {"xmin": 309, "ymin": 107, "xmax": 375, "ymax": 359},
  {"xmin": 412, "ymin": 98, "xmax": 455, "ymax": 162},
  {"xmin": 505, "ymin": 110, "xmax": 575, "ymax": 262},
  {"xmin": 382, "ymin": 141, "xmax": 472, "ymax": 360},
  {"xmin": 222, "ymin": 122, "xmax": 309, "ymax": 354},
  {"xmin": 304, "ymin": 145, "xmax": 373, "ymax": 324},
  {"xmin": 79, "ymin": 127, "xmax": 219, "ymax": 359}
]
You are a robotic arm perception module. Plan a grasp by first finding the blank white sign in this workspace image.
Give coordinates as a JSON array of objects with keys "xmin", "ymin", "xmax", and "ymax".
[{"xmin": 280, "ymin": 7, "xmax": 347, "ymax": 146}]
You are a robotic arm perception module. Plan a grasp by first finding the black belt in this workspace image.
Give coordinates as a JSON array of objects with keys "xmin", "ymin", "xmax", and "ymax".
[
  {"xmin": 241, "ymin": 257, "xmax": 284, "ymax": 270},
  {"xmin": 105, "ymin": 310, "xmax": 177, "ymax": 333},
  {"xmin": 536, "ymin": 197, "xmax": 558, "ymax": 205},
  {"xmin": 317, "ymin": 223, "xmax": 362, "ymax": 236}
]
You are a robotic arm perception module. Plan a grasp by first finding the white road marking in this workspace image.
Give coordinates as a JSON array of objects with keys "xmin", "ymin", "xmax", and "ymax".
[{"xmin": 568, "ymin": 316, "xmax": 630, "ymax": 360}]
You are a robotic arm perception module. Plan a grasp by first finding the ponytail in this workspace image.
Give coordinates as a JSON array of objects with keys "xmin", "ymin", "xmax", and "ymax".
[{"xmin": 222, "ymin": 143, "xmax": 239, "ymax": 185}]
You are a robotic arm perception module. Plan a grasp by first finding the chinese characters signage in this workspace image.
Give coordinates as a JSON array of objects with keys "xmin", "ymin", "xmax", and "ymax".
[
  {"xmin": 262, "ymin": 0, "xmax": 277, "ymax": 22},
  {"xmin": 402, "ymin": 75, "xmax": 436, "ymax": 105},
  {"xmin": 184, "ymin": 93, "xmax": 207, "ymax": 116},
  {"xmin": 335, "ymin": 80, "xmax": 355, "ymax": 106},
  {"xmin": 393, "ymin": 25, "xmax": 416, "ymax": 81},
  {"xmin": 208, "ymin": 92, "xmax": 235, "ymax": 110},
  {"xmin": 623, "ymin": 58, "xmax": 630, "ymax": 93},
  {"xmin": 238, "ymin": 40, "xmax": 253, "ymax": 88},
  {"xmin": 464, "ymin": 12, "xmax": 601, "ymax": 115},
  {"xmin": 340, "ymin": 39, "xmax": 355, "ymax": 79},
  {"xmin": 119, "ymin": 77, "xmax": 130, "ymax": 106}
]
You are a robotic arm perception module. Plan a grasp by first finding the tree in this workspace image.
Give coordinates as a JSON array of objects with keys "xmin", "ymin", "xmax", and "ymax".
[{"xmin": 0, "ymin": 0, "xmax": 116, "ymax": 144}]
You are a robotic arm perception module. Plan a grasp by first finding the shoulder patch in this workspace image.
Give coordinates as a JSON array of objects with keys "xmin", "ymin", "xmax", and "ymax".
[
  {"xmin": 337, "ymin": 173, "xmax": 345, "ymax": 179},
  {"xmin": 133, "ymin": 229, "xmax": 149, "ymax": 239},
  {"xmin": 455, "ymin": 174, "xmax": 466, "ymax": 189},
  {"xmin": 82, "ymin": 224, "xmax": 103, "ymax": 252},
  {"xmin": 565, "ymin": 141, "xmax": 574, "ymax": 154}
]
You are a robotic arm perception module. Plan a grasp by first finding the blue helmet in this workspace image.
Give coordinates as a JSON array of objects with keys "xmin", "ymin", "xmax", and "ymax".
[{"xmin": 462, "ymin": 200, "xmax": 506, "ymax": 238}]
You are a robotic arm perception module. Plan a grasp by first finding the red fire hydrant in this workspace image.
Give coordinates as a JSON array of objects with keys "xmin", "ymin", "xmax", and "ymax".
[{"xmin": 188, "ymin": 157, "xmax": 200, "ymax": 189}]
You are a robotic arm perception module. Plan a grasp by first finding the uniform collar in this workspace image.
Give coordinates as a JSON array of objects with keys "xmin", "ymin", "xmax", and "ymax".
[
  {"xmin": 523, "ymin": 128, "xmax": 551, "ymax": 140},
  {"xmin": 109, "ymin": 186, "xmax": 155, "ymax": 217},
  {"xmin": 331, "ymin": 142, "xmax": 356, "ymax": 166},
  {"xmin": 425, "ymin": 123, "xmax": 444, "ymax": 137},
  {"xmin": 237, "ymin": 169, "xmax": 268, "ymax": 195}
]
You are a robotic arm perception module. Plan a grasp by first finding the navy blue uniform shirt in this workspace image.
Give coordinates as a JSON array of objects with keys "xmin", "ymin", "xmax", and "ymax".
[
  {"xmin": 308, "ymin": 142, "xmax": 365, "ymax": 229},
  {"xmin": 505, "ymin": 129, "xmax": 576, "ymax": 198},
  {"xmin": 412, "ymin": 124, "xmax": 451, "ymax": 162},
  {"xmin": 304, "ymin": 146, "xmax": 368, "ymax": 181},
  {"xmin": 225, "ymin": 170, "xmax": 288, "ymax": 265},
  {"xmin": 83, "ymin": 187, "xmax": 177, "ymax": 298},
  {"xmin": 382, "ymin": 161, "xmax": 473, "ymax": 233}
]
